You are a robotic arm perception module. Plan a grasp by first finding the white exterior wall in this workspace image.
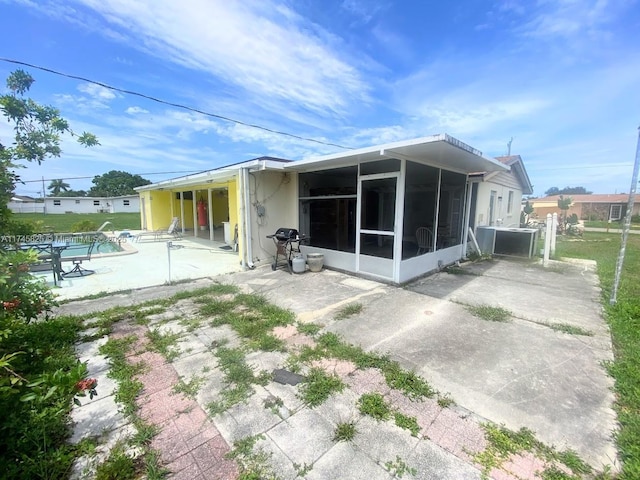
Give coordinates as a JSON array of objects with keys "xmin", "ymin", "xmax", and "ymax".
[
  {"xmin": 473, "ymin": 173, "xmax": 524, "ymax": 228},
  {"xmin": 246, "ymin": 170, "xmax": 299, "ymax": 265},
  {"xmin": 44, "ymin": 196, "xmax": 140, "ymax": 214}
]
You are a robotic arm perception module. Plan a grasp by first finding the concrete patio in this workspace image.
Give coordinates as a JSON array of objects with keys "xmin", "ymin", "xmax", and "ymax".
[{"xmin": 57, "ymin": 256, "xmax": 619, "ymax": 479}]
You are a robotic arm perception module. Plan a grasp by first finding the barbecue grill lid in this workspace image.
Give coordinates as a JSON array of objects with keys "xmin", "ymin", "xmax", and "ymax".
[{"xmin": 273, "ymin": 227, "xmax": 299, "ymax": 240}]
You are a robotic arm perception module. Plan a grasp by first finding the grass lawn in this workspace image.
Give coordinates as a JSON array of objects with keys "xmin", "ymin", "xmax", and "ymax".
[
  {"xmin": 555, "ymin": 232, "xmax": 640, "ymax": 479},
  {"xmin": 12, "ymin": 212, "xmax": 141, "ymax": 232},
  {"xmin": 584, "ymin": 220, "xmax": 640, "ymax": 230}
]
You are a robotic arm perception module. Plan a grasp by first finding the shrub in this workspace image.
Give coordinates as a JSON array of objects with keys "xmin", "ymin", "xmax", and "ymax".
[{"xmin": 71, "ymin": 220, "xmax": 99, "ymax": 232}]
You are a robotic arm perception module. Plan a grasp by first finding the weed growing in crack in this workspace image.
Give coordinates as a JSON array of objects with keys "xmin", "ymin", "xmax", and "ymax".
[
  {"xmin": 546, "ymin": 323, "xmax": 594, "ymax": 336},
  {"xmin": 298, "ymin": 367, "xmax": 344, "ymax": 407},
  {"xmin": 335, "ymin": 302, "xmax": 363, "ymax": 320},
  {"xmin": 172, "ymin": 375, "xmax": 204, "ymax": 399},
  {"xmin": 333, "ymin": 422, "xmax": 357, "ymax": 442},
  {"xmin": 203, "ymin": 294, "xmax": 294, "ymax": 352},
  {"xmin": 97, "ymin": 337, "xmax": 165, "ymax": 479},
  {"xmin": 289, "ymin": 331, "xmax": 437, "ymax": 401},
  {"xmin": 394, "ymin": 412, "xmax": 420, "ymax": 437},
  {"xmin": 263, "ymin": 396, "xmax": 284, "ymax": 415},
  {"xmin": 293, "ymin": 462, "xmax": 313, "ymax": 477},
  {"xmin": 226, "ymin": 435, "xmax": 277, "ymax": 480},
  {"xmin": 358, "ymin": 393, "xmax": 391, "ymax": 421},
  {"xmin": 206, "ymin": 346, "xmax": 267, "ymax": 415},
  {"xmin": 466, "ymin": 304, "xmax": 512, "ymax": 322},
  {"xmin": 437, "ymin": 393, "xmax": 455, "ymax": 408},
  {"xmin": 145, "ymin": 328, "xmax": 182, "ymax": 361},
  {"xmin": 296, "ymin": 322, "xmax": 323, "ymax": 336},
  {"xmin": 474, "ymin": 424, "xmax": 593, "ymax": 479},
  {"xmin": 383, "ymin": 363, "xmax": 434, "ymax": 400},
  {"xmin": 383, "ymin": 456, "xmax": 417, "ymax": 478}
]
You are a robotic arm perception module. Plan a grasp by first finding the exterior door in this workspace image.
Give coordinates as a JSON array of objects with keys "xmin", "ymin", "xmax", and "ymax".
[{"xmin": 357, "ymin": 174, "xmax": 398, "ymax": 280}]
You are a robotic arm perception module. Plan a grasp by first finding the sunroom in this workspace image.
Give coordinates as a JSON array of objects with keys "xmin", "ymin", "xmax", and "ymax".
[{"xmin": 285, "ymin": 134, "xmax": 508, "ymax": 283}]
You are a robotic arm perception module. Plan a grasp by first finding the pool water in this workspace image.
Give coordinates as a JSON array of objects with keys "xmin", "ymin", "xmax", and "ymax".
[{"xmin": 60, "ymin": 240, "xmax": 123, "ymax": 257}]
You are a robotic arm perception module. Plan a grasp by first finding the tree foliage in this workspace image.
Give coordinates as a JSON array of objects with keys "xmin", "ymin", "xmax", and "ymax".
[
  {"xmin": 0, "ymin": 69, "xmax": 99, "ymax": 232},
  {"xmin": 47, "ymin": 179, "xmax": 70, "ymax": 196},
  {"xmin": 545, "ymin": 186, "xmax": 592, "ymax": 196},
  {"xmin": 88, "ymin": 170, "xmax": 151, "ymax": 197}
]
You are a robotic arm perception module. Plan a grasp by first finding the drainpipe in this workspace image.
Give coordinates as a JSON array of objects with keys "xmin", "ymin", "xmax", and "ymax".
[
  {"xmin": 462, "ymin": 180, "xmax": 473, "ymax": 257},
  {"xmin": 240, "ymin": 167, "xmax": 255, "ymax": 269}
]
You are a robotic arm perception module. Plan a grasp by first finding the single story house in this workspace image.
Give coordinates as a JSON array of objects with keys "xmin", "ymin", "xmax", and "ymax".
[
  {"xmin": 44, "ymin": 195, "xmax": 140, "ymax": 214},
  {"xmin": 530, "ymin": 194, "xmax": 639, "ymax": 222},
  {"xmin": 137, "ymin": 134, "xmax": 518, "ymax": 283},
  {"xmin": 468, "ymin": 154, "xmax": 533, "ymax": 229}
]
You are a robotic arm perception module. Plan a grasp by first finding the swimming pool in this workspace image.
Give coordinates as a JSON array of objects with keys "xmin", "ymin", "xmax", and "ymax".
[{"xmin": 60, "ymin": 237, "xmax": 124, "ymax": 257}]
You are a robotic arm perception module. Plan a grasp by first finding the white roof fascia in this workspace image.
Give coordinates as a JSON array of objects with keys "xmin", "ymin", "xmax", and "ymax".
[
  {"xmin": 135, "ymin": 159, "xmax": 287, "ymax": 192},
  {"xmin": 285, "ymin": 134, "xmax": 507, "ymax": 174}
]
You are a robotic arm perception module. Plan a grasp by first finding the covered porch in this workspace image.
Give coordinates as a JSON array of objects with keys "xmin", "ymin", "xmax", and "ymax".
[{"xmin": 286, "ymin": 134, "xmax": 508, "ymax": 283}]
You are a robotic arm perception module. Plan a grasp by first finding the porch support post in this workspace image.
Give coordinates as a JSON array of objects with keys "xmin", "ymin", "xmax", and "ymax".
[
  {"xmin": 180, "ymin": 192, "xmax": 185, "ymax": 235},
  {"xmin": 192, "ymin": 189, "xmax": 197, "ymax": 238},
  {"xmin": 208, "ymin": 188, "xmax": 214, "ymax": 241}
]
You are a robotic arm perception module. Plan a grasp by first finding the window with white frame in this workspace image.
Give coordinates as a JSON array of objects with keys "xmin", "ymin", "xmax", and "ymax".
[
  {"xmin": 507, "ymin": 191, "xmax": 514, "ymax": 214},
  {"xmin": 75, "ymin": 199, "xmax": 80, "ymax": 204},
  {"xmin": 610, "ymin": 204, "xmax": 622, "ymax": 221},
  {"xmin": 53, "ymin": 199, "xmax": 61, "ymax": 206},
  {"xmin": 123, "ymin": 199, "xmax": 130, "ymax": 206},
  {"xmin": 93, "ymin": 200, "xmax": 100, "ymax": 206}
]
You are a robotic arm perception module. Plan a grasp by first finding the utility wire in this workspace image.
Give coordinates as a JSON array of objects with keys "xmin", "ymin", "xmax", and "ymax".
[
  {"xmin": 0, "ymin": 58, "xmax": 353, "ymax": 150},
  {"xmin": 19, "ymin": 170, "xmax": 202, "ymax": 183}
]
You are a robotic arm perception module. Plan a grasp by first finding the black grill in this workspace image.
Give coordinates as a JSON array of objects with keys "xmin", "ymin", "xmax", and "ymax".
[{"xmin": 266, "ymin": 227, "xmax": 305, "ymax": 273}]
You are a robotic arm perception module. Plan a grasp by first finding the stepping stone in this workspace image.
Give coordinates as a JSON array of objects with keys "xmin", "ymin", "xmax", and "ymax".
[{"xmin": 272, "ymin": 368, "xmax": 305, "ymax": 386}]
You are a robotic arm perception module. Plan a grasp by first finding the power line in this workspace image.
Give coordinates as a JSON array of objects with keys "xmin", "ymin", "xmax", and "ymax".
[
  {"xmin": 0, "ymin": 57, "xmax": 353, "ymax": 150},
  {"xmin": 19, "ymin": 170, "xmax": 202, "ymax": 184}
]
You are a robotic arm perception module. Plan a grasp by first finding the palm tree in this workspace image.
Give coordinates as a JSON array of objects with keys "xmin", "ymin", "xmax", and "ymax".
[{"xmin": 47, "ymin": 179, "xmax": 70, "ymax": 196}]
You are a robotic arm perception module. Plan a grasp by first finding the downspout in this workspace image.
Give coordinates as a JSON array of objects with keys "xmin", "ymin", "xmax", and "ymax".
[
  {"xmin": 462, "ymin": 179, "xmax": 473, "ymax": 257},
  {"xmin": 241, "ymin": 167, "xmax": 255, "ymax": 269}
]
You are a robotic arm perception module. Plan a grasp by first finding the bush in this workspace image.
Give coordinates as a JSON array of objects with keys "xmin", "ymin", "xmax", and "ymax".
[
  {"xmin": 71, "ymin": 220, "xmax": 99, "ymax": 232},
  {"xmin": 632, "ymin": 214, "xmax": 640, "ymax": 224}
]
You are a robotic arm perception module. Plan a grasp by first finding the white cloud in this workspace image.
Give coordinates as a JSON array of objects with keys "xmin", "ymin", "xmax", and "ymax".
[
  {"xmin": 78, "ymin": 82, "xmax": 117, "ymax": 100},
  {"xmin": 44, "ymin": 0, "xmax": 371, "ymax": 119},
  {"xmin": 125, "ymin": 106, "xmax": 149, "ymax": 115}
]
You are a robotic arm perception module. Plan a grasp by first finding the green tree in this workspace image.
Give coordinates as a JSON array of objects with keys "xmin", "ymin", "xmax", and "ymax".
[
  {"xmin": 47, "ymin": 178, "xmax": 70, "ymax": 196},
  {"xmin": 61, "ymin": 189, "xmax": 87, "ymax": 197},
  {"xmin": 545, "ymin": 186, "xmax": 592, "ymax": 196},
  {"xmin": 557, "ymin": 195, "xmax": 573, "ymax": 233},
  {"xmin": 0, "ymin": 69, "xmax": 98, "ymax": 232},
  {"xmin": 520, "ymin": 200, "xmax": 534, "ymax": 227},
  {"xmin": 88, "ymin": 170, "xmax": 151, "ymax": 196}
]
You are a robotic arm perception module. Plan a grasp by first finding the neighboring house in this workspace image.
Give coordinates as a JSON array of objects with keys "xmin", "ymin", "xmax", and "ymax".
[
  {"xmin": 468, "ymin": 155, "xmax": 533, "ymax": 229},
  {"xmin": 8, "ymin": 195, "xmax": 44, "ymax": 213},
  {"xmin": 137, "ymin": 134, "xmax": 509, "ymax": 284},
  {"xmin": 530, "ymin": 194, "xmax": 639, "ymax": 222},
  {"xmin": 44, "ymin": 195, "xmax": 140, "ymax": 214}
]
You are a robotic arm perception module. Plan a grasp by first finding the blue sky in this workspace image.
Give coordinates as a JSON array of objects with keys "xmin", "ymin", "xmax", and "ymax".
[{"xmin": 1, "ymin": 0, "xmax": 639, "ymax": 197}]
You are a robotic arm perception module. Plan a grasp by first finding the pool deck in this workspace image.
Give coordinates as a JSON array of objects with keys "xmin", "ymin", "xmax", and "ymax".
[{"xmin": 37, "ymin": 232, "xmax": 242, "ymax": 301}]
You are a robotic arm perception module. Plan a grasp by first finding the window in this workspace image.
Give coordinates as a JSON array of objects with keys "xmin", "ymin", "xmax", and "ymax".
[
  {"xmin": 75, "ymin": 199, "xmax": 80, "ymax": 204},
  {"xmin": 299, "ymin": 166, "xmax": 357, "ymax": 252},
  {"xmin": 507, "ymin": 191, "xmax": 514, "ymax": 214},
  {"xmin": 610, "ymin": 204, "xmax": 622, "ymax": 221},
  {"xmin": 123, "ymin": 199, "xmax": 130, "ymax": 206},
  {"xmin": 53, "ymin": 199, "xmax": 61, "ymax": 206},
  {"xmin": 93, "ymin": 200, "xmax": 100, "ymax": 206}
]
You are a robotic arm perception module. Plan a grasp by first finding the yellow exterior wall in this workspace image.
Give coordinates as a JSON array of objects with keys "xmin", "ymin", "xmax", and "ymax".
[
  {"xmin": 147, "ymin": 190, "xmax": 173, "ymax": 231},
  {"xmin": 138, "ymin": 177, "xmax": 240, "ymax": 260}
]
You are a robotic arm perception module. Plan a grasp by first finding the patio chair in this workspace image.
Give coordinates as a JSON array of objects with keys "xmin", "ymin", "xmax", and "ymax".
[
  {"xmin": 135, "ymin": 217, "xmax": 182, "ymax": 242},
  {"xmin": 416, "ymin": 227, "xmax": 434, "ymax": 255},
  {"xmin": 61, "ymin": 235, "xmax": 97, "ymax": 278}
]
